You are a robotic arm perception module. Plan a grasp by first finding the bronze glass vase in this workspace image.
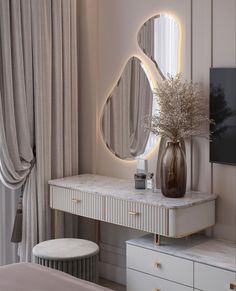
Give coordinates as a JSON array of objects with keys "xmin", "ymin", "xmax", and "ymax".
[{"xmin": 160, "ymin": 141, "xmax": 187, "ymax": 198}]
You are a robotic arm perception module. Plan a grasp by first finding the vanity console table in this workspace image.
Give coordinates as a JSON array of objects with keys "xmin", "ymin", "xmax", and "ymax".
[{"xmin": 49, "ymin": 174, "xmax": 217, "ymax": 242}]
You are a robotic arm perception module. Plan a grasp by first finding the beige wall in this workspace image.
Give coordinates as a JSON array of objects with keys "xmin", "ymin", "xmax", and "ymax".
[{"xmin": 79, "ymin": 0, "xmax": 236, "ymax": 284}]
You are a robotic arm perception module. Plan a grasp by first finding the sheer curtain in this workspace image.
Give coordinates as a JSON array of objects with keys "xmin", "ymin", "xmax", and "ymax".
[{"xmin": 0, "ymin": 0, "xmax": 79, "ymax": 263}]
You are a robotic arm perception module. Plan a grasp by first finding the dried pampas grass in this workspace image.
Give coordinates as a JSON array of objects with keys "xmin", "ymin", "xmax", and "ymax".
[{"xmin": 144, "ymin": 74, "xmax": 214, "ymax": 142}]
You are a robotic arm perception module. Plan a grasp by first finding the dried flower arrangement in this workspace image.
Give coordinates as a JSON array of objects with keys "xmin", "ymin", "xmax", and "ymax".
[{"xmin": 144, "ymin": 74, "xmax": 213, "ymax": 142}]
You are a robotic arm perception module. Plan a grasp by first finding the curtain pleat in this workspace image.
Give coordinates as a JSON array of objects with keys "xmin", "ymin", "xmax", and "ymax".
[
  {"xmin": 70, "ymin": 0, "xmax": 79, "ymax": 175},
  {"xmin": 20, "ymin": 166, "xmax": 37, "ymax": 261},
  {"xmin": 31, "ymin": 0, "xmax": 79, "ymax": 242},
  {"xmin": 50, "ymin": 0, "xmax": 79, "ymax": 238},
  {"xmin": 30, "ymin": 0, "xmax": 51, "ymax": 246}
]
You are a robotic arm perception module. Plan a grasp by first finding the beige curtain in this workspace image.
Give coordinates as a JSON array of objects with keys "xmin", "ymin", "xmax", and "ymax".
[
  {"xmin": 0, "ymin": 0, "xmax": 78, "ymax": 262},
  {"xmin": 0, "ymin": 0, "xmax": 37, "ymax": 262},
  {"xmin": 31, "ymin": 0, "xmax": 79, "ymax": 240}
]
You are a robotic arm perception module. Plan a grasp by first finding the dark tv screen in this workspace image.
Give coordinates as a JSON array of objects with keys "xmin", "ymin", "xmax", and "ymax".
[{"xmin": 210, "ymin": 68, "xmax": 236, "ymax": 165}]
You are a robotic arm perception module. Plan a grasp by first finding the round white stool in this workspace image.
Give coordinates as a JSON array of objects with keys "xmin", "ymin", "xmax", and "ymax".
[{"xmin": 32, "ymin": 238, "xmax": 99, "ymax": 283}]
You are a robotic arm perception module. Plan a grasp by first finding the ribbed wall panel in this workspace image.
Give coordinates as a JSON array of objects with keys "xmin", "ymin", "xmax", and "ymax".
[
  {"xmin": 50, "ymin": 186, "xmax": 104, "ymax": 220},
  {"xmin": 35, "ymin": 254, "xmax": 98, "ymax": 283},
  {"xmin": 105, "ymin": 197, "xmax": 169, "ymax": 236}
]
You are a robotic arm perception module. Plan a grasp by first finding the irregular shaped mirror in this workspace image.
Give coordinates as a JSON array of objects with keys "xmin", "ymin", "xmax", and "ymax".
[
  {"xmin": 138, "ymin": 14, "xmax": 180, "ymax": 79},
  {"xmin": 101, "ymin": 57, "xmax": 156, "ymax": 160}
]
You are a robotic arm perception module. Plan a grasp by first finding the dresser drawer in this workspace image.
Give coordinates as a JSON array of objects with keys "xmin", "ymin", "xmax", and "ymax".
[
  {"xmin": 194, "ymin": 263, "xmax": 236, "ymax": 291},
  {"xmin": 127, "ymin": 244, "xmax": 193, "ymax": 286},
  {"xmin": 50, "ymin": 186, "xmax": 104, "ymax": 220},
  {"xmin": 106, "ymin": 197, "xmax": 169, "ymax": 235},
  {"xmin": 127, "ymin": 269, "xmax": 193, "ymax": 291}
]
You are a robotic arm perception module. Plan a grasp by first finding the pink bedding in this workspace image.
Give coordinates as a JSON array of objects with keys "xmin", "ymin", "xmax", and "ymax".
[{"xmin": 0, "ymin": 263, "xmax": 112, "ymax": 291}]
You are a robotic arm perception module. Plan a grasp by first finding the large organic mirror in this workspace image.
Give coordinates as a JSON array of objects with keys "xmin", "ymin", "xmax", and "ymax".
[
  {"xmin": 101, "ymin": 57, "xmax": 156, "ymax": 160},
  {"xmin": 101, "ymin": 13, "xmax": 180, "ymax": 160},
  {"xmin": 138, "ymin": 14, "xmax": 180, "ymax": 78}
]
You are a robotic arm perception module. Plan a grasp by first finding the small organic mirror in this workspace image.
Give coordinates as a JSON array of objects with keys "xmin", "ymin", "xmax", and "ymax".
[
  {"xmin": 138, "ymin": 14, "xmax": 180, "ymax": 78},
  {"xmin": 101, "ymin": 57, "xmax": 156, "ymax": 160}
]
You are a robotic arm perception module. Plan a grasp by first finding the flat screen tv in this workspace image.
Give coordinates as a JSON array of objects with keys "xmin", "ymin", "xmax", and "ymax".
[{"xmin": 210, "ymin": 67, "xmax": 236, "ymax": 165}]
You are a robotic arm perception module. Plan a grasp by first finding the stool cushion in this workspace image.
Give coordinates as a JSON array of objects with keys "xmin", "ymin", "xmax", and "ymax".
[{"xmin": 33, "ymin": 238, "xmax": 99, "ymax": 260}]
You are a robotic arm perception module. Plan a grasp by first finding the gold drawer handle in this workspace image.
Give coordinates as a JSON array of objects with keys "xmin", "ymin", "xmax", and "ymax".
[
  {"xmin": 72, "ymin": 198, "xmax": 81, "ymax": 203},
  {"xmin": 230, "ymin": 283, "xmax": 236, "ymax": 290},
  {"xmin": 154, "ymin": 262, "xmax": 161, "ymax": 268},
  {"xmin": 128, "ymin": 210, "xmax": 139, "ymax": 216}
]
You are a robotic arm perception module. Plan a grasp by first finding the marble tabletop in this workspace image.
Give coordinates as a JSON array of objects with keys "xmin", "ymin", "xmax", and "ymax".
[
  {"xmin": 127, "ymin": 234, "xmax": 236, "ymax": 272},
  {"xmin": 49, "ymin": 174, "xmax": 217, "ymax": 209}
]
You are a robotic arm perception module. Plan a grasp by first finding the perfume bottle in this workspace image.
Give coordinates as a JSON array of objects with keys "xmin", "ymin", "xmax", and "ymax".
[
  {"xmin": 136, "ymin": 158, "xmax": 148, "ymax": 174},
  {"xmin": 146, "ymin": 172, "xmax": 154, "ymax": 191}
]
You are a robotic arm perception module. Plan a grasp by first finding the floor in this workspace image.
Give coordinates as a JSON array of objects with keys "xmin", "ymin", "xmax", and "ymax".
[{"xmin": 99, "ymin": 278, "xmax": 126, "ymax": 291}]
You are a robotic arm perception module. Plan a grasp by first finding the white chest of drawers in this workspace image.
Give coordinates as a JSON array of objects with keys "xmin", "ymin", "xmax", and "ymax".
[
  {"xmin": 49, "ymin": 174, "xmax": 217, "ymax": 239},
  {"xmin": 126, "ymin": 235, "xmax": 236, "ymax": 291}
]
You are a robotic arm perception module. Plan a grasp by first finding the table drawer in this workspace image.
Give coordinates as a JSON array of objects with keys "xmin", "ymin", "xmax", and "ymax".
[
  {"xmin": 194, "ymin": 263, "xmax": 236, "ymax": 291},
  {"xmin": 105, "ymin": 197, "xmax": 169, "ymax": 235},
  {"xmin": 50, "ymin": 186, "xmax": 104, "ymax": 220},
  {"xmin": 127, "ymin": 269, "xmax": 193, "ymax": 291},
  {"xmin": 127, "ymin": 244, "xmax": 193, "ymax": 286}
]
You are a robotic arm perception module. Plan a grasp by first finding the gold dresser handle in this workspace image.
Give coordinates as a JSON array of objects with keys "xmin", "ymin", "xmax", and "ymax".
[
  {"xmin": 230, "ymin": 283, "xmax": 236, "ymax": 290},
  {"xmin": 153, "ymin": 262, "xmax": 161, "ymax": 268},
  {"xmin": 128, "ymin": 210, "xmax": 139, "ymax": 216},
  {"xmin": 72, "ymin": 198, "xmax": 81, "ymax": 203}
]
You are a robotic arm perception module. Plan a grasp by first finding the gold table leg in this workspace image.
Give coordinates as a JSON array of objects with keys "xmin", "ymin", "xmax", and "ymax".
[
  {"xmin": 154, "ymin": 234, "xmax": 161, "ymax": 246},
  {"xmin": 52, "ymin": 209, "xmax": 61, "ymax": 239},
  {"xmin": 95, "ymin": 220, "xmax": 101, "ymax": 245},
  {"xmin": 95, "ymin": 220, "xmax": 101, "ymax": 260}
]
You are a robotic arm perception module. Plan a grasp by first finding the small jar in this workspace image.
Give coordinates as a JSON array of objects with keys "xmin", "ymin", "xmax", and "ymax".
[{"xmin": 134, "ymin": 173, "xmax": 146, "ymax": 189}]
